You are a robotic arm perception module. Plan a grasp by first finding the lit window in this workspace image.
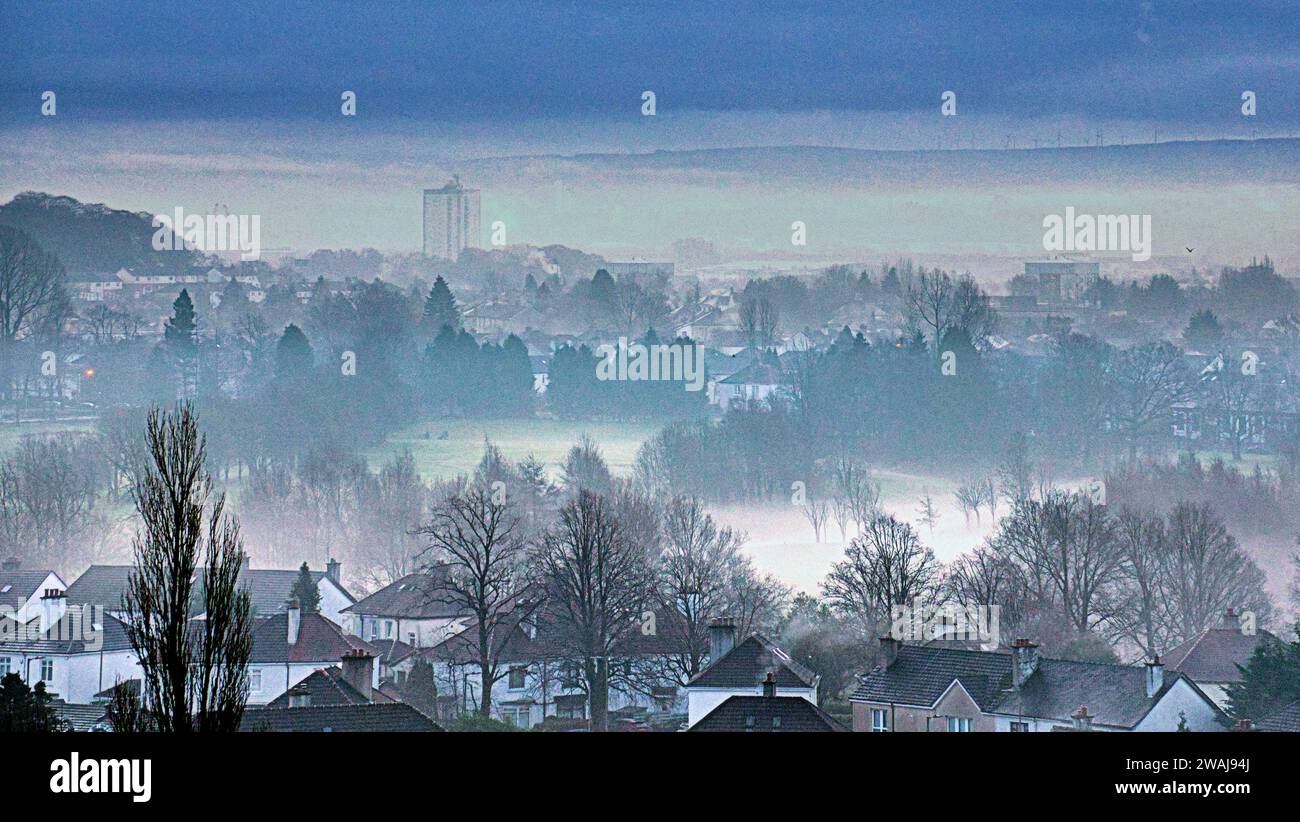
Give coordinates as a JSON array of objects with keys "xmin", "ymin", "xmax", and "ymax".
[
  {"xmin": 871, "ymin": 708, "xmax": 889, "ymax": 732},
  {"xmin": 947, "ymin": 717, "xmax": 972, "ymax": 732}
]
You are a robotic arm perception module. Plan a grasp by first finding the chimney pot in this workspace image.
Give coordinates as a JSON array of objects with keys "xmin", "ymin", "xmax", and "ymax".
[
  {"xmin": 762, "ymin": 671, "xmax": 776, "ymax": 699},
  {"xmin": 340, "ymin": 649, "xmax": 374, "ymax": 701},
  {"xmin": 1145, "ymin": 656, "xmax": 1165, "ymax": 698}
]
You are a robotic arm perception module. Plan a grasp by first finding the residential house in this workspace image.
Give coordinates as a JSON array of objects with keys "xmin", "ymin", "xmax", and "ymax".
[
  {"xmin": 65, "ymin": 555, "xmax": 354, "ymax": 625},
  {"xmin": 1257, "ymin": 700, "xmax": 1300, "ymax": 732},
  {"xmin": 246, "ymin": 602, "xmax": 378, "ymax": 705},
  {"xmin": 0, "ymin": 559, "xmax": 67, "ymax": 625},
  {"xmin": 1164, "ymin": 608, "xmax": 1281, "ymax": 710},
  {"xmin": 849, "ymin": 638, "xmax": 1224, "ymax": 732},
  {"xmin": 240, "ymin": 702, "xmax": 443, "ymax": 732},
  {"xmin": 684, "ymin": 619, "xmax": 819, "ymax": 728},
  {"xmin": 0, "ymin": 597, "xmax": 142, "ymax": 704},
  {"xmin": 689, "ymin": 673, "xmax": 848, "ymax": 732},
  {"xmin": 341, "ymin": 570, "xmax": 470, "ymax": 648}
]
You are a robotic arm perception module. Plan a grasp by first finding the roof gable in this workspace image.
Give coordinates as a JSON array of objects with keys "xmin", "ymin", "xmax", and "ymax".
[{"xmin": 687, "ymin": 633, "xmax": 818, "ymax": 690}]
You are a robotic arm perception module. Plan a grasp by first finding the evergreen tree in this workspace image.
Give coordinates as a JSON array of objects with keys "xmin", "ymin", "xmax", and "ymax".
[
  {"xmin": 0, "ymin": 673, "xmax": 65, "ymax": 732},
  {"xmin": 275, "ymin": 323, "xmax": 314, "ymax": 380},
  {"xmin": 423, "ymin": 275, "xmax": 460, "ymax": 331},
  {"xmin": 1226, "ymin": 627, "xmax": 1300, "ymax": 722},
  {"xmin": 289, "ymin": 562, "xmax": 322, "ymax": 614},
  {"xmin": 163, "ymin": 288, "xmax": 199, "ymax": 397}
]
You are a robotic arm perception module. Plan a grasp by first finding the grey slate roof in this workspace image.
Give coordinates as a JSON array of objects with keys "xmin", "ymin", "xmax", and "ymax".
[
  {"xmin": 53, "ymin": 702, "xmax": 110, "ymax": 732},
  {"xmin": 851, "ymin": 644, "xmax": 1223, "ymax": 729},
  {"xmin": 1257, "ymin": 700, "xmax": 1300, "ymax": 732},
  {"xmin": 266, "ymin": 667, "xmax": 373, "ymax": 708},
  {"xmin": 1164, "ymin": 626, "xmax": 1280, "ymax": 683},
  {"xmin": 66, "ymin": 564, "xmax": 352, "ymax": 618},
  {"xmin": 240, "ymin": 703, "xmax": 443, "ymax": 732},
  {"xmin": 689, "ymin": 695, "xmax": 848, "ymax": 732},
  {"xmin": 343, "ymin": 571, "xmax": 464, "ymax": 619},
  {"xmin": 0, "ymin": 610, "xmax": 134, "ymax": 654},
  {"xmin": 850, "ymin": 645, "xmax": 1012, "ymax": 710},
  {"xmin": 0, "ymin": 570, "xmax": 60, "ymax": 610},
  {"xmin": 686, "ymin": 633, "xmax": 819, "ymax": 690},
  {"xmin": 996, "ymin": 658, "xmax": 1188, "ymax": 729}
]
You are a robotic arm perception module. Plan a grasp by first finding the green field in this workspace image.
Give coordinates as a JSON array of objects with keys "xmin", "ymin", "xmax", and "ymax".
[{"xmin": 363, "ymin": 418, "xmax": 661, "ymax": 482}]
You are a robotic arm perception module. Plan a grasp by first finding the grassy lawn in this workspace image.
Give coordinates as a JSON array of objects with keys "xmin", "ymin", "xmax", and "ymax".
[
  {"xmin": 363, "ymin": 417, "xmax": 661, "ymax": 482},
  {"xmin": 0, "ymin": 418, "xmax": 97, "ymax": 453}
]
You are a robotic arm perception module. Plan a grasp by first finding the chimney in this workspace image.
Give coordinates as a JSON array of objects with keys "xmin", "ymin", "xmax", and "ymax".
[
  {"xmin": 340, "ymin": 649, "xmax": 374, "ymax": 701},
  {"xmin": 1231, "ymin": 719, "xmax": 1255, "ymax": 732},
  {"xmin": 1, "ymin": 557, "xmax": 19, "ymax": 571},
  {"xmin": 1145, "ymin": 655, "xmax": 1164, "ymax": 698},
  {"xmin": 1011, "ymin": 639, "xmax": 1040, "ymax": 688},
  {"xmin": 762, "ymin": 671, "xmax": 777, "ymax": 699},
  {"xmin": 1220, "ymin": 608, "xmax": 1240, "ymax": 631},
  {"xmin": 40, "ymin": 589, "xmax": 67, "ymax": 634},
  {"xmin": 1072, "ymin": 705, "xmax": 1093, "ymax": 732},
  {"xmin": 877, "ymin": 635, "xmax": 901, "ymax": 669},
  {"xmin": 326, "ymin": 558, "xmax": 340, "ymax": 584},
  {"xmin": 708, "ymin": 617, "xmax": 737, "ymax": 662},
  {"xmin": 286, "ymin": 598, "xmax": 301, "ymax": 645}
]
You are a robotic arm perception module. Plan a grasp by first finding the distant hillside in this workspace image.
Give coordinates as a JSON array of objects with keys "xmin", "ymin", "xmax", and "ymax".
[{"xmin": 0, "ymin": 192, "xmax": 203, "ymax": 278}]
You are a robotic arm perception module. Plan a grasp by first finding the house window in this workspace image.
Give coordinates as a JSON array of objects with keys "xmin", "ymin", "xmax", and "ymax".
[
  {"xmin": 871, "ymin": 708, "xmax": 889, "ymax": 732},
  {"xmin": 508, "ymin": 666, "xmax": 527, "ymax": 690},
  {"xmin": 40, "ymin": 659, "xmax": 54, "ymax": 682},
  {"xmin": 383, "ymin": 620, "xmax": 394, "ymax": 638},
  {"xmin": 247, "ymin": 669, "xmax": 262, "ymax": 693},
  {"xmin": 1010, "ymin": 721, "xmax": 1030, "ymax": 732},
  {"xmin": 947, "ymin": 717, "xmax": 972, "ymax": 733},
  {"xmin": 500, "ymin": 705, "xmax": 532, "ymax": 728},
  {"xmin": 0, "ymin": 657, "xmax": 10, "ymax": 676}
]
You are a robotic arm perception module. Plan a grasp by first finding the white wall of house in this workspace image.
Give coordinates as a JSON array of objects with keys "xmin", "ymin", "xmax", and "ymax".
[
  {"xmin": 0, "ymin": 649, "xmax": 140, "ymax": 704},
  {"xmin": 6, "ymin": 572, "xmax": 66, "ymax": 625},
  {"xmin": 1134, "ymin": 679, "xmax": 1222, "ymax": 731},
  {"xmin": 687, "ymin": 685, "xmax": 817, "ymax": 727},
  {"xmin": 246, "ymin": 657, "xmax": 378, "ymax": 705},
  {"xmin": 349, "ymin": 614, "xmax": 467, "ymax": 649},
  {"xmin": 317, "ymin": 580, "xmax": 353, "ymax": 627}
]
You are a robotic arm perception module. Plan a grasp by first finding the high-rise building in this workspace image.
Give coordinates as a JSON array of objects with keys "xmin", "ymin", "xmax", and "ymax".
[{"xmin": 422, "ymin": 177, "xmax": 480, "ymax": 261}]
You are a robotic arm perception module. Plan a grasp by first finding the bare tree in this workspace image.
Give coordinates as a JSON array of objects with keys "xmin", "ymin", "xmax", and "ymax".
[
  {"xmin": 905, "ymin": 269, "xmax": 997, "ymax": 349},
  {"xmin": 657, "ymin": 495, "xmax": 744, "ymax": 681},
  {"xmin": 1108, "ymin": 341, "xmax": 1190, "ymax": 462},
  {"xmin": 916, "ymin": 492, "xmax": 939, "ymax": 535},
  {"xmin": 802, "ymin": 496, "xmax": 830, "ymax": 542},
  {"xmin": 1112, "ymin": 508, "xmax": 1170, "ymax": 657},
  {"xmin": 535, "ymin": 490, "xmax": 653, "ymax": 731},
  {"xmin": 0, "ymin": 227, "xmax": 67, "ymax": 407},
  {"xmin": 1161, "ymin": 502, "xmax": 1272, "ymax": 642},
  {"xmin": 739, "ymin": 296, "xmax": 780, "ymax": 350},
  {"xmin": 823, "ymin": 514, "xmax": 941, "ymax": 640},
  {"xmin": 0, "ymin": 433, "xmax": 104, "ymax": 570},
  {"xmin": 419, "ymin": 484, "xmax": 537, "ymax": 718},
  {"xmin": 125, "ymin": 404, "xmax": 253, "ymax": 733}
]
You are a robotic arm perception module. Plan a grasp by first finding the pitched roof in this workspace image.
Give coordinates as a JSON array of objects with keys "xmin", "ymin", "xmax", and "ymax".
[
  {"xmin": 64, "ymin": 565, "xmax": 136, "ymax": 613},
  {"xmin": 995, "ymin": 658, "xmax": 1194, "ymax": 729},
  {"xmin": 1164, "ymin": 626, "xmax": 1280, "ymax": 683},
  {"xmin": 689, "ymin": 695, "xmax": 848, "ymax": 732},
  {"xmin": 850, "ymin": 644, "xmax": 1012, "ymax": 710},
  {"xmin": 686, "ymin": 633, "xmax": 819, "ymax": 690},
  {"xmin": 0, "ymin": 610, "xmax": 134, "ymax": 655},
  {"xmin": 0, "ymin": 570, "xmax": 60, "ymax": 610},
  {"xmin": 343, "ymin": 571, "xmax": 466, "ymax": 619},
  {"xmin": 66, "ymin": 564, "xmax": 352, "ymax": 618},
  {"xmin": 52, "ymin": 701, "xmax": 109, "ymax": 732},
  {"xmin": 1257, "ymin": 700, "xmax": 1300, "ymax": 732},
  {"xmin": 371, "ymin": 637, "xmax": 418, "ymax": 666},
  {"xmin": 852, "ymin": 643, "xmax": 1223, "ymax": 729},
  {"xmin": 266, "ymin": 667, "xmax": 373, "ymax": 708},
  {"xmin": 250, "ymin": 612, "xmax": 375, "ymax": 664},
  {"xmin": 239, "ymin": 703, "xmax": 443, "ymax": 732}
]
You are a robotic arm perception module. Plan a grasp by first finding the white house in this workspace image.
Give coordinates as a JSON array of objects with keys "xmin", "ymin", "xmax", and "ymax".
[
  {"xmin": 684, "ymin": 620, "xmax": 819, "ymax": 728},
  {"xmin": 0, "ymin": 560, "xmax": 67, "ymax": 625},
  {"xmin": 0, "ymin": 599, "xmax": 142, "ymax": 705},
  {"xmin": 342, "ymin": 571, "xmax": 470, "ymax": 649}
]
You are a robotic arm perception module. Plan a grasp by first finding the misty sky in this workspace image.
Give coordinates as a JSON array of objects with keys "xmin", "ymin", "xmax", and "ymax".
[{"xmin": 2, "ymin": 1, "xmax": 1298, "ymax": 255}]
